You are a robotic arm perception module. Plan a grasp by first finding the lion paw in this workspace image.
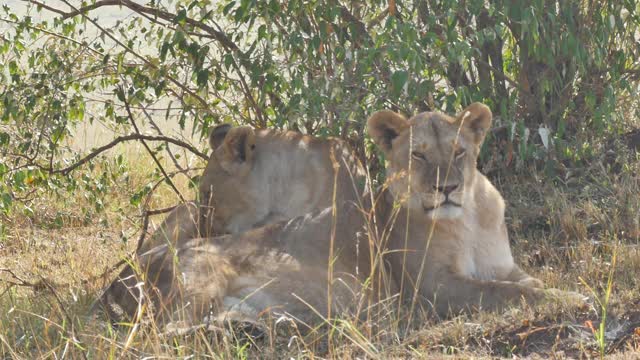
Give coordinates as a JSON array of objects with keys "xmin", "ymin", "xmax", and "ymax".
[
  {"xmin": 544, "ymin": 288, "xmax": 590, "ymax": 308},
  {"xmin": 519, "ymin": 277, "xmax": 545, "ymax": 288}
]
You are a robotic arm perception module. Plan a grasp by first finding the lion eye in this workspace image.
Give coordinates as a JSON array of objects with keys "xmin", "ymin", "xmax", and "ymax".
[
  {"xmin": 455, "ymin": 149, "xmax": 466, "ymax": 159},
  {"xmin": 411, "ymin": 151, "xmax": 426, "ymax": 161}
]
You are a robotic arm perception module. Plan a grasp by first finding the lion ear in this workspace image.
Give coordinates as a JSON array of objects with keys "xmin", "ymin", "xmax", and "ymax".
[
  {"xmin": 209, "ymin": 123, "xmax": 232, "ymax": 150},
  {"xmin": 367, "ymin": 110, "xmax": 410, "ymax": 153},
  {"xmin": 218, "ymin": 126, "xmax": 256, "ymax": 169},
  {"xmin": 455, "ymin": 102, "xmax": 492, "ymax": 145}
]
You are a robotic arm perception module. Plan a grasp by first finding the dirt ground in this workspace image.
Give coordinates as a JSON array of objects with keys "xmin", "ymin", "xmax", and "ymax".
[{"xmin": 1, "ymin": 143, "xmax": 639, "ymax": 359}]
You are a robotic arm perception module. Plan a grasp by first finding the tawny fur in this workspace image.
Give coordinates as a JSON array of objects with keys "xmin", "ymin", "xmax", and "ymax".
[
  {"xmin": 101, "ymin": 103, "xmax": 585, "ymax": 328},
  {"xmin": 137, "ymin": 125, "xmax": 366, "ymax": 254}
]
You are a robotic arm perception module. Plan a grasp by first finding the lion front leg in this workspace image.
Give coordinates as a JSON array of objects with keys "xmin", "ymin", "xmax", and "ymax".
[{"xmin": 427, "ymin": 271, "xmax": 546, "ymax": 316}]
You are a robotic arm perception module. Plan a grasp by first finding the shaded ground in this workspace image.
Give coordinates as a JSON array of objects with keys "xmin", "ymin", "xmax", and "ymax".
[{"xmin": 0, "ymin": 142, "xmax": 639, "ymax": 358}]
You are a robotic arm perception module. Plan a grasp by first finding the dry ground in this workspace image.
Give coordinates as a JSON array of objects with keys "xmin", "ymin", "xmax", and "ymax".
[{"xmin": 0, "ymin": 143, "xmax": 639, "ymax": 359}]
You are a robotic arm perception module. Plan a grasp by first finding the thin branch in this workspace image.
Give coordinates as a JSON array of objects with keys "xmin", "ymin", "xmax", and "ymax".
[
  {"xmin": 210, "ymin": 20, "xmax": 266, "ymax": 127},
  {"xmin": 0, "ymin": 268, "xmax": 38, "ymax": 288},
  {"xmin": 21, "ymin": 0, "xmax": 68, "ymax": 17},
  {"xmin": 133, "ymin": 165, "xmax": 196, "ymax": 253},
  {"xmin": 29, "ymin": 0, "xmax": 290, "ymax": 120},
  {"xmin": 140, "ymin": 106, "xmax": 185, "ymax": 172},
  {"xmin": 60, "ymin": 0, "xmax": 121, "ymax": 19},
  {"xmin": 30, "ymin": 0, "xmax": 241, "ymax": 52},
  {"xmin": 366, "ymin": 8, "xmax": 389, "ymax": 29},
  {"xmin": 53, "ymin": 0, "xmax": 213, "ymax": 115},
  {"xmin": 122, "ymin": 92, "xmax": 186, "ymax": 203},
  {"xmin": 49, "ymin": 133, "xmax": 205, "ymax": 175},
  {"xmin": 134, "ymin": 209, "xmax": 152, "ymax": 254},
  {"xmin": 146, "ymin": 205, "xmax": 178, "ymax": 216},
  {"xmin": 81, "ymin": 203, "xmax": 183, "ymax": 286},
  {"xmin": 0, "ymin": 18, "xmax": 102, "ymax": 56},
  {"xmin": 336, "ymin": 2, "xmax": 373, "ymax": 46}
]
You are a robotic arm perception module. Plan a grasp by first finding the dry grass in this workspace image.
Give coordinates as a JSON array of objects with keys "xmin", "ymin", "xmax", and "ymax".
[{"xmin": 1, "ymin": 143, "xmax": 639, "ymax": 359}]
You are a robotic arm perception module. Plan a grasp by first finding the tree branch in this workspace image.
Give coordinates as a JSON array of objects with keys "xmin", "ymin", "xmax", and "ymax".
[
  {"xmin": 22, "ymin": 0, "xmax": 68, "ymax": 17},
  {"xmin": 50, "ymin": 0, "xmax": 213, "ymax": 115},
  {"xmin": 28, "ymin": 0, "xmax": 290, "ymax": 123},
  {"xmin": 0, "ymin": 268, "xmax": 38, "ymax": 289},
  {"xmin": 49, "ymin": 134, "xmax": 206, "ymax": 176},
  {"xmin": 28, "ymin": 0, "xmax": 241, "ymax": 53}
]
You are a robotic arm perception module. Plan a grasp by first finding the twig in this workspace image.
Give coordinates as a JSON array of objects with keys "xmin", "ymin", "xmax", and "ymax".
[
  {"xmin": 29, "ymin": 0, "xmax": 240, "ymax": 52},
  {"xmin": 0, "ymin": 18, "xmax": 102, "ymax": 56},
  {"xmin": 30, "ymin": 133, "xmax": 206, "ymax": 176},
  {"xmin": 133, "ymin": 167, "xmax": 194, "ymax": 253},
  {"xmin": 140, "ymin": 106, "xmax": 185, "ymax": 173},
  {"xmin": 147, "ymin": 205, "xmax": 178, "ymax": 216},
  {"xmin": 28, "ymin": 0, "xmax": 292, "ymax": 120},
  {"xmin": 81, "ymin": 204, "xmax": 180, "ymax": 286},
  {"xmin": 121, "ymin": 91, "xmax": 186, "ymax": 203},
  {"xmin": 53, "ymin": 0, "xmax": 213, "ymax": 115},
  {"xmin": 21, "ymin": 0, "xmax": 68, "ymax": 16},
  {"xmin": 0, "ymin": 268, "xmax": 38, "ymax": 288},
  {"xmin": 35, "ymin": 276, "xmax": 88, "ymax": 360},
  {"xmin": 134, "ymin": 209, "xmax": 152, "ymax": 254},
  {"xmin": 209, "ymin": 20, "xmax": 266, "ymax": 127}
]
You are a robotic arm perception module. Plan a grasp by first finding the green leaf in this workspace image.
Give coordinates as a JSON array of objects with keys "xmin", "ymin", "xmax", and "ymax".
[
  {"xmin": 391, "ymin": 70, "xmax": 409, "ymax": 94},
  {"xmin": 174, "ymin": 9, "xmax": 187, "ymax": 26},
  {"xmin": 223, "ymin": 1, "xmax": 236, "ymax": 16},
  {"xmin": 0, "ymin": 132, "xmax": 9, "ymax": 146},
  {"xmin": 196, "ymin": 69, "xmax": 209, "ymax": 88}
]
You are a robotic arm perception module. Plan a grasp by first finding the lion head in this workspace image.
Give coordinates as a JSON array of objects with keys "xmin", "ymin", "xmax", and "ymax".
[
  {"xmin": 197, "ymin": 124, "xmax": 259, "ymax": 236},
  {"xmin": 368, "ymin": 103, "xmax": 492, "ymax": 220},
  {"xmin": 197, "ymin": 124, "xmax": 366, "ymax": 236}
]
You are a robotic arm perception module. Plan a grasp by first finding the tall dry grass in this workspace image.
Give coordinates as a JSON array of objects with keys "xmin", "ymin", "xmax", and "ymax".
[{"xmin": 1, "ymin": 139, "xmax": 639, "ymax": 358}]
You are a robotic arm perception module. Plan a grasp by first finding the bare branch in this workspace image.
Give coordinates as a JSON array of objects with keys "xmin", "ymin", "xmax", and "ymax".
[
  {"xmin": 47, "ymin": 134, "xmax": 206, "ymax": 175},
  {"xmin": 28, "ymin": 0, "xmax": 241, "ymax": 53},
  {"xmin": 60, "ymin": 0, "xmax": 121, "ymax": 19},
  {"xmin": 140, "ymin": 106, "xmax": 185, "ymax": 172},
  {"xmin": 134, "ymin": 209, "xmax": 152, "ymax": 254},
  {"xmin": 21, "ymin": 0, "xmax": 68, "ymax": 17},
  {"xmin": 0, "ymin": 18, "xmax": 102, "ymax": 56},
  {"xmin": 122, "ymin": 92, "xmax": 186, "ymax": 203},
  {"xmin": 51, "ymin": 0, "xmax": 213, "ymax": 115},
  {"xmin": 27, "ymin": 0, "xmax": 290, "ymax": 122},
  {"xmin": 0, "ymin": 268, "xmax": 37, "ymax": 288},
  {"xmin": 81, "ymin": 204, "xmax": 183, "ymax": 286},
  {"xmin": 146, "ymin": 205, "xmax": 178, "ymax": 216}
]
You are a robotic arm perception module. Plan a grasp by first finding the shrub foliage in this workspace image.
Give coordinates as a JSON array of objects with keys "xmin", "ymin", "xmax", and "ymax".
[{"xmin": 1, "ymin": 0, "xmax": 639, "ymax": 214}]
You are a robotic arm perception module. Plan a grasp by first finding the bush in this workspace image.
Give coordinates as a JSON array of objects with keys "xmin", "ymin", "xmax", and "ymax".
[{"xmin": 1, "ymin": 0, "xmax": 639, "ymax": 210}]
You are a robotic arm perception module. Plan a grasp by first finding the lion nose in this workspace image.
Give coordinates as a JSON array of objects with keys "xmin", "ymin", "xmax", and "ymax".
[{"xmin": 433, "ymin": 184, "xmax": 458, "ymax": 196}]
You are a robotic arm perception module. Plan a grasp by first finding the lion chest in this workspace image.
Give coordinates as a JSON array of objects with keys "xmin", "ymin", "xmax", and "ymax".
[{"xmin": 455, "ymin": 219, "xmax": 515, "ymax": 281}]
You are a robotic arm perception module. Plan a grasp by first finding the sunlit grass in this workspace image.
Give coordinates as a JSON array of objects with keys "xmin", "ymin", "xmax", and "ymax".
[{"xmin": 1, "ymin": 146, "xmax": 639, "ymax": 358}]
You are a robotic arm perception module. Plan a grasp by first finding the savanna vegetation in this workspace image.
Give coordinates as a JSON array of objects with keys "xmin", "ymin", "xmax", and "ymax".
[{"xmin": 1, "ymin": 0, "xmax": 639, "ymax": 358}]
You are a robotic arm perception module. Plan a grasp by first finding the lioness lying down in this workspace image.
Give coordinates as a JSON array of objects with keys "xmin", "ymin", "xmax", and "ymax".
[
  {"xmin": 137, "ymin": 123, "xmax": 366, "ymax": 254},
  {"xmin": 100, "ymin": 103, "xmax": 584, "ymax": 327}
]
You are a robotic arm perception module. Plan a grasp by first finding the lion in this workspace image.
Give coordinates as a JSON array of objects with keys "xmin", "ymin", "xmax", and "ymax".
[
  {"xmin": 137, "ymin": 123, "xmax": 367, "ymax": 254},
  {"xmin": 365, "ymin": 103, "xmax": 584, "ymax": 315},
  {"xmin": 98, "ymin": 202, "xmax": 372, "ymax": 328},
  {"xmin": 100, "ymin": 103, "xmax": 584, "ymax": 329}
]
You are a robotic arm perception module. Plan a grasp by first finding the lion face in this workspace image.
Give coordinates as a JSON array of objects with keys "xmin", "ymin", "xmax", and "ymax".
[{"xmin": 368, "ymin": 103, "xmax": 492, "ymax": 220}]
